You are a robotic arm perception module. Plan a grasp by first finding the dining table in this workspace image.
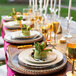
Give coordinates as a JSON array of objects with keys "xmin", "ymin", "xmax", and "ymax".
[{"xmin": 1, "ymin": 15, "xmax": 76, "ymax": 76}]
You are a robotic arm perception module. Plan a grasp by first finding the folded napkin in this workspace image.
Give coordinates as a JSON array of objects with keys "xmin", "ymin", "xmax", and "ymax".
[
  {"xmin": 0, "ymin": 47, "xmax": 5, "ymax": 60},
  {"xmin": 21, "ymin": 20, "xmax": 32, "ymax": 25},
  {"xmin": 3, "ymin": 21, "xmax": 18, "ymax": 26},
  {"xmin": 2, "ymin": 16, "xmax": 12, "ymax": 20},
  {"xmin": 0, "ymin": 65, "xmax": 7, "ymax": 76}
]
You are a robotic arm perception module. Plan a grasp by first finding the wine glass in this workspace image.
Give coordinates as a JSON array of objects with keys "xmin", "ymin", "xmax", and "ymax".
[
  {"xmin": 53, "ymin": 22, "xmax": 59, "ymax": 45},
  {"xmin": 66, "ymin": 38, "xmax": 76, "ymax": 76},
  {"xmin": 47, "ymin": 22, "xmax": 53, "ymax": 43},
  {"xmin": 40, "ymin": 25, "xmax": 49, "ymax": 42}
]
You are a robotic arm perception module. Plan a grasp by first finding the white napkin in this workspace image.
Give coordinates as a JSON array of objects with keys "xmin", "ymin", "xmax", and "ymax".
[
  {"xmin": 0, "ymin": 65, "xmax": 7, "ymax": 76},
  {"xmin": 2, "ymin": 16, "xmax": 12, "ymax": 20},
  {"xmin": 0, "ymin": 47, "xmax": 5, "ymax": 60},
  {"xmin": 3, "ymin": 21, "xmax": 18, "ymax": 26},
  {"xmin": 21, "ymin": 20, "xmax": 32, "ymax": 25}
]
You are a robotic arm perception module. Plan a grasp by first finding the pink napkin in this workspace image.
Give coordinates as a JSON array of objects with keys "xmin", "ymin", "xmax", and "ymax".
[{"xmin": 1, "ymin": 19, "xmax": 16, "ymax": 76}]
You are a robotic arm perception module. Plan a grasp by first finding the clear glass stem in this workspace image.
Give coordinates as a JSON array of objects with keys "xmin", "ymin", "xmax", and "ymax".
[
  {"xmin": 67, "ymin": 20, "xmax": 70, "ymax": 35},
  {"xmin": 54, "ymin": 34, "xmax": 56, "ymax": 45},
  {"xmin": 72, "ymin": 60, "xmax": 75, "ymax": 74}
]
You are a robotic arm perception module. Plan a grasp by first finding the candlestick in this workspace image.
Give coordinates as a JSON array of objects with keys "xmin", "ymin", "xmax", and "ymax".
[
  {"xmin": 68, "ymin": 0, "xmax": 72, "ymax": 20},
  {"xmin": 29, "ymin": 0, "xmax": 32, "ymax": 6},
  {"xmin": 54, "ymin": 0, "xmax": 57, "ymax": 10},
  {"xmin": 58, "ymin": 0, "xmax": 61, "ymax": 18},
  {"xmin": 50, "ymin": 0, "xmax": 53, "ymax": 8}
]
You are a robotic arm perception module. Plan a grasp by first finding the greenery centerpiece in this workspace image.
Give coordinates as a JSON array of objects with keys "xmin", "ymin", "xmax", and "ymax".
[
  {"xmin": 33, "ymin": 42, "xmax": 52, "ymax": 60},
  {"xmin": 22, "ymin": 24, "xmax": 31, "ymax": 36}
]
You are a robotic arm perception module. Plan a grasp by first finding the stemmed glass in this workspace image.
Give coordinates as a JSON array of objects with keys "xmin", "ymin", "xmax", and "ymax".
[
  {"xmin": 40, "ymin": 25, "xmax": 49, "ymax": 43},
  {"xmin": 66, "ymin": 38, "xmax": 76, "ymax": 76},
  {"xmin": 47, "ymin": 22, "xmax": 53, "ymax": 43},
  {"xmin": 64, "ymin": 17, "xmax": 73, "ymax": 38},
  {"xmin": 53, "ymin": 22, "xmax": 59, "ymax": 45}
]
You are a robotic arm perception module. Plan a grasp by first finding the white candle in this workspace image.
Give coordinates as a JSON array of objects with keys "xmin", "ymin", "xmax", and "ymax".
[
  {"xmin": 29, "ymin": 0, "xmax": 32, "ymax": 6},
  {"xmin": 50, "ymin": 0, "xmax": 53, "ymax": 8},
  {"xmin": 58, "ymin": 0, "xmax": 61, "ymax": 18},
  {"xmin": 33, "ymin": 0, "xmax": 35, "ymax": 11},
  {"xmin": 54, "ymin": 0, "xmax": 57, "ymax": 10},
  {"xmin": 40, "ymin": 0, "xmax": 42, "ymax": 9},
  {"xmin": 40, "ymin": 0, "xmax": 43, "ymax": 14},
  {"xmin": 35, "ymin": 0, "xmax": 37, "ymax": 10},
  {"xmin": 68, "ymin": 0, "xmax": 72, "ymax": 20},
  {"xmin": 44, "ymin": 0, "xmax": 46, "ymax": 8},
  {"xmin": 45, "ymin": 0, "xmax": 49, "ymax": 16},
  {"xmin": 46, "ymin": 0, "xmax": 49, "ymax": 8}
]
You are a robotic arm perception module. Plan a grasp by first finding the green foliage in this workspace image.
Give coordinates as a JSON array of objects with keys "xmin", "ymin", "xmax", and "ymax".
[
  {"xmin": 23, "ymin": 24, "xmax": 31, "ymax": 31},
  {"xmin": 17, "ymin": 16, "xmax": 23, "ymax": 20},
  {"xmin": 34, "ymin": 42, "xmax": 52, "ymax": 54},
  {"xmin": 62, "ymin": 0, "xmax": 76, "ymax": 7}
]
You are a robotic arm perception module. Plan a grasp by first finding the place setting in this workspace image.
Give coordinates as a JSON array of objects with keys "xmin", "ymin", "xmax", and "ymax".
[
  {"xmin": 7, "ymin": 42, "xmax": 67, "ymax": 75},
  {"xmin": 1, "ymin": 0, "xmax": 76, "ymax": 76}
]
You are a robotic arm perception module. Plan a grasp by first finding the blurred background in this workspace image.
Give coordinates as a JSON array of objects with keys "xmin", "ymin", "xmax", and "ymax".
[{"xmin": 0, "ymin": 0, "xmax": 76, "ymax": 36}]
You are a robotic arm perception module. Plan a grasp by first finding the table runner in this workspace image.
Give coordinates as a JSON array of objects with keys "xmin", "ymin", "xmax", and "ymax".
[{"xmin": 1, "ymin": 19, "xmax": 16, "ymax": 76}]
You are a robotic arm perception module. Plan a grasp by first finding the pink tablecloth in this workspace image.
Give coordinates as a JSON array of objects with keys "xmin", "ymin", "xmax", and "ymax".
[{"xmin": 1, "ymin": 19, "xmax": 16, "ymax": 76}]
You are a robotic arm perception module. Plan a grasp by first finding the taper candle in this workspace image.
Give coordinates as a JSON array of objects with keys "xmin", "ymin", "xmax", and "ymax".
[
  {"xmin": 58, "ymin": 0, "xmax": 61, "ymax": 18},
  {"xmin": 54, "ymin": 0, "xmax": 57, "ymax": 10},
  {"xmin": 68, "ymin": 0, "xmax": 72, "ymax": 20},
  {"xmin": 35, "ymin": 0, "xmax": 37, "ymax": 10},
  {"xmin": 44, "ymin": 0, "xmax": 46, "ymax": 8},
  {"xmin": 33, "ymin": 0, "xmax": 35, "ymax": 11},
  {"xmin": 29, "ymin": 0, "xmax": 32, "ymax": 6},
  {"xmin": 50, "ymin": 0, "xmax": 53, "ymax": 8}
]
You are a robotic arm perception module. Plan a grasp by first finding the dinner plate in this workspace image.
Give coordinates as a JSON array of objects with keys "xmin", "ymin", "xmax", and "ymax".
[
  {"xmin": 2, "ymin": 16, "xmax": 14, "ymax": 21},
  {"xmin": 18, "ymin": 48, "xmax": 63, "ymax": 69},
  {"xmin": 11, "ymin": 31, "xmax": 40, "ymax": 39},
  {"xmin": 4, "ymin": 31, "xmax": 43, "ymax": 44},
  {"xmin": 3, "ymin": 20, "xmax": 32, "ymax": 29},
  {"xmin": 18, "ymin": 48, "xmax": 57, "ymax": 64},
  {"xmin": 7, "ymin": 50, "xmax": 67, "ymax": 75}
]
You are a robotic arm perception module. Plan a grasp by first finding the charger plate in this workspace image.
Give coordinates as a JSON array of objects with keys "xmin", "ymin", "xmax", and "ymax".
[
  {"xmin": 4, "ymin": 31, "xmax": 43, "ymax": 44},
  {"xmin": 18, "ymin": 48, "xmax": 63, "ymax": 69},
  {"xmin": 8, "ymin": 49, "xmax": 67, "ymax": 75}
]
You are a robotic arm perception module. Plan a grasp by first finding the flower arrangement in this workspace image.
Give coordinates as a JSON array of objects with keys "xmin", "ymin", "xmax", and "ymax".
[
  {"xmin": 22, "ymin": 24, "xmax": 32, "ymax": 36},
  {"xmin": 33, "ymin": 42, "xmax": 52, "ymax": 60}
]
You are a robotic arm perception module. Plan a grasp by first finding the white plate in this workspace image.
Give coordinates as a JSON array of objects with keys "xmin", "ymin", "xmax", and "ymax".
[
  {"xmin": 2, "ymin": 16, "xmax": 13, "ymax": 21},
  {"xmin": 4, "ymin": 31, "xmax": 43, "ymax": 44},
  {"xmin": 3, "ymin": 20, "xmax": 32, "ymax": 29},
  {"xmin": 18, "ymin": 48, "xmax": 63, "ymax": 68},
  {"xmin": 10, "ymin": 30, "xmax": 40, "ymax": 39},
  {"xmin": 25, "ymin": 50, "xmax": 57, "ymax": 64}
]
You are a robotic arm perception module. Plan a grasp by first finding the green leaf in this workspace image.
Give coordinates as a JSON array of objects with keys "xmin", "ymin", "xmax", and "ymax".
[
  {"xmin": 41, "ymin": 42, "xmax": 45, "ymax": 50},
  {"xmin": 33, "ymin": 49, "xmax": 35, "ymax": 53},
  {"xmin": 44, "ymin": 49, "xmax": 52, "ymax": 52}
]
